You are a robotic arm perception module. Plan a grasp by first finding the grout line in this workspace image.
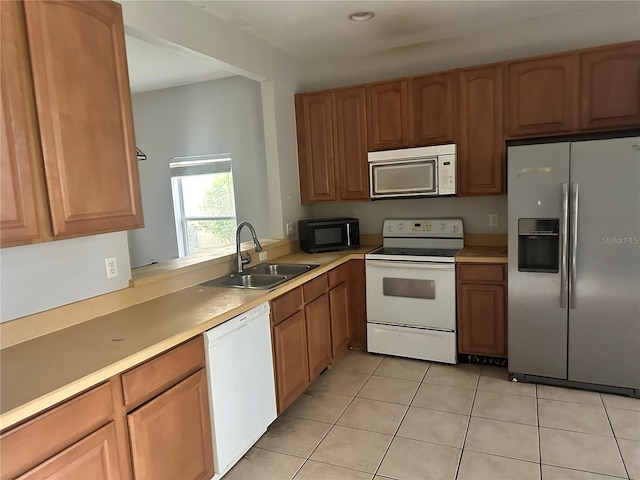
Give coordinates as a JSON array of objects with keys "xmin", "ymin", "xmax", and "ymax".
[
  {"xmin": 536, "ymin": 384, "xmax": 543, "ymax": 480},
  {"xmin": 602, "ymin": 393, "xmax": 632, "ymax": 480},
  {"xmin": 296, "ymin": 354, "xmax": 380, "ymax": 478},
  {"xmin": 453, "ymin": 370, "xmax": 480, "ymax": 480},
  {"xmin": 371, "ymin": 361, "xmax": 433, "ymax": 478}
]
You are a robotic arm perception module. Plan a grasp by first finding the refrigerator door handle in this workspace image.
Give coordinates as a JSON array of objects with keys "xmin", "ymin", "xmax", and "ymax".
[
  {"xmin": 570, "ymin": 182, "xmax": 579, "ymax": 309},
  {"xmin": 561, "ymin": 183, "xmax": 569, "ymax": 307}
]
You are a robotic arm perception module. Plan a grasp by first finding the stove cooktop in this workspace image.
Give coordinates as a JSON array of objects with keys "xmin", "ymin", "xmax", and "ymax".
[{"xmin": 368, "ymin": 247, "xmax": 460, "ymax": 258}]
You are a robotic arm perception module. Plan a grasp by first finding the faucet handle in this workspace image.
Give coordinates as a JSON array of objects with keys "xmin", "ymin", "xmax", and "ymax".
[{"xmin": 241, "ymin": 252, "xmax": 252, "ymax": 265}]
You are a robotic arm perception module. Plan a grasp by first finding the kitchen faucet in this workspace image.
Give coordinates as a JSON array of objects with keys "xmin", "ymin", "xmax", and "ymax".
[{"xmin": 235, "ymin": 222, "xmax": 263, "ymax": 273}]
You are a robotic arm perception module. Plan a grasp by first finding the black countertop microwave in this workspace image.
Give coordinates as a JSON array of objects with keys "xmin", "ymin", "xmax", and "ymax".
[{"xmin": 298, "ymin": 218, "xmax": 360, "ymax": 253}]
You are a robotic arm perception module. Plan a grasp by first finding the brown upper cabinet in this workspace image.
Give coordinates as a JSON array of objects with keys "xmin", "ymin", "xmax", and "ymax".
[
  {"xmin": 507, "ymin": 54, "xmax": 579, "ymax": 137},
  {"xmin": 295, "ymin": 92, "xmax": 336, "ymax": 203},
  {"xmin": 295, "ymin": 87, "xmax": 369, "ymax": 204},
  {"xmin": 411, "ymin": 72, "xmax": 456, "ymax": 146},
  {"xmin": 0, "ymin": 1, "xmax": 143, "ymax": 247},
  {"xmin": 580, "ymin": 42, "xmax": 640, "ymax": 131},
  {"xmin": 367, "ymin": 79, "xmax": 411, "ymax": 151},
  {"xmin": 456, "ymin": 64, "xmax": 505, "ymax": 196},
  {"xmin": 1, "ymin": 1, "xmax": 49, "ymax": 247},
  {"xmin": 333, "ymin": 87, "xmax": 370, "ymax": 201},
  {"xmin": 295, "ymin": 40, "xmax": 639, "ymax": 203}
]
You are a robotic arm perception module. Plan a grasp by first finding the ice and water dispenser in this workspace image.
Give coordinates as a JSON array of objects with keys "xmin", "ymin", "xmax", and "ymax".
[{"xmin": 518, "ymin": 219, "xmax": 560, "ymax": 273}]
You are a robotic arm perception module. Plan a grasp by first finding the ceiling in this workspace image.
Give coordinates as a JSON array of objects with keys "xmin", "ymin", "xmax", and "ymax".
[{"xmin": 125, "ymin": 1, "xmax": 640, "ymax": 93}]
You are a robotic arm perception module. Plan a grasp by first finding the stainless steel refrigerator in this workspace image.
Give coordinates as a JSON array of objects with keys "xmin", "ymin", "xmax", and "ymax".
[{"xmin": 508, "ymin": 136, "xmax": 640, "ymax": 397}]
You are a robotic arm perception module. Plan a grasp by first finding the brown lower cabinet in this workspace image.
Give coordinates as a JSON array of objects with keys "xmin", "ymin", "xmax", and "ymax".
[
  {"xmin": 271, "ymin": 261, "xmax": 366, "ymax": 413},
  {"xmin": 127, "ymin": 369, "xmax": 213, "ymax": 480},
  {"xmin": 273, "ymin": 310, "xmax": 310, "ymax": 412},
  {"xmin": 0, "ymin": 336, "xmax": 213, "ymax": 480},
  {"xmin": 348, "ymin": 259, "xmax": 367, "ymax": 351},
  {"xmin": 305, "ymin": 295, "xmax": 332, "ymax": 379},
  {"xmin": 18, "ymin": 423, "xmax": 121, "ymax": 480},
  {"xmin": 457, "ymin": 263, "xmax": 508, "ymax": 357}
]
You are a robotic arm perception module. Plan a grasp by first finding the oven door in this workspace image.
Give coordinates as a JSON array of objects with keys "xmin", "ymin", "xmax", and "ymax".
[
  {"xmin": 365, "ymin": 260, "xmax": 456, "ymax": 330},
  {"xmin": 369, "ymin": 158, "xmax": 437, "ymax": 199}
]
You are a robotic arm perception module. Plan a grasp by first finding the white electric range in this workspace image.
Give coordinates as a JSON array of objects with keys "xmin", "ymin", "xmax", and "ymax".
[{"xmin": 365, "ymin": 218, "xmax": 463, "ymax": 364}]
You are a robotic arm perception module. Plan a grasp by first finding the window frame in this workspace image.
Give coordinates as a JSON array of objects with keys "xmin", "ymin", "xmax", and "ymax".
[{"xmin": 169, "ymin": 154, "xmax": 237, "ymax": 257}]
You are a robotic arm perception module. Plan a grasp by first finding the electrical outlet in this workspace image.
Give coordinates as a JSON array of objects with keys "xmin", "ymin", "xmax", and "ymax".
[
  {"xmin": 489, "ymin": 213, "xmax": 499, "ymax": 227},
  {"xmin": 285, "ymin": 222, "xmax": 294, "ymax": 236},
  {"xmin": 259, "ymin": 251, "xmax": 268, "ymax": 261},
  {"xmin": 105, "ymin": 257, "xmax": 118, "ymax": 279}
]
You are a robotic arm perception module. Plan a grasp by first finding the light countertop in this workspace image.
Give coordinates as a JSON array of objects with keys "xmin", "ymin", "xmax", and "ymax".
[
  {"xmin": 456, "ymin": 246, "xmax": 508, "ymax": 264},
  {"xmin": 0, "ymin": 247, "xmax": 375, "ymax": 431}
]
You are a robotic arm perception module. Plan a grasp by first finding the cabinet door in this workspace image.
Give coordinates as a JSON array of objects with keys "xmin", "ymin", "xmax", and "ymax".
[
  {"xmin": 295, "ymin": 92, "xmax": 337, "ymax": 203},
  {"xmin": 367, "ymin": 79, "xmax": 410, "ymax": 151},
  {"xmin": 580, "ymin": 42, "xmax": 640, "ymax": 131},
  {"xmin": 457, "ymin": 65, "xmax": 505, "ymax": 196},
  {"xmin": 348, "ymin": 259, "xmax": 367, "ymax": 351},
  {"xmin": 24, "ymin": 1, "xmax": 143, "ymax": 237},
  {"xmin": 17, "ymin": 423, "xmax": 121, "ymax": 480},
  {"xmin": 273, "ymin": 311, "xmax": 309, "ymax": 413},
  {"xmin": 457, "ymin": 283, "xmax": 507, "ymax": 357},
  {"xmin": 334, "ymin": 86, "xmax": 369, "ymax": 201},
  {"xmin": 329, "ymin": 282, "xmax": 350, "ymax": 358},
  {"xmin": 507, "ymin": 54, "xmax": 578, "ymax": 137},
  {"xmin": 411, "ymin": 72, "xmax": 456, "ymax": 146},
  {"xmin": 0, "ymin": 1, "xmax": 48, "ymax": 247},
  {"xmin": 305, "ymin": 294, "xmax": 332, "ymax": 380},
  {"xmin": 127, "ymin": 369, "xmax": 214, "ymax": 480}
]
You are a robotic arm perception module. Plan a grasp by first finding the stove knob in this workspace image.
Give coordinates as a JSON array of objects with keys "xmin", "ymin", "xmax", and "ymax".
[
  {"xmin": 387, "ymin": 225, "xmax": 395, "ymax": 232},
  {"xmin": 398, "ymin": 223, "xmax": 404, "ymax": 230}
]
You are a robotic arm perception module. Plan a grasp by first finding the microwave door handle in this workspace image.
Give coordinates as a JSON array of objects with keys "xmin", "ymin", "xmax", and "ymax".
[{"xmin": 346, "ymin": 223, "xmax": 352, "ymax": 246}]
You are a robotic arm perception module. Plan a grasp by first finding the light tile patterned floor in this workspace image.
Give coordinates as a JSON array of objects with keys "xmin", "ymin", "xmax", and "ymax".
[{"xmin": 225, "ymin": 351, "xmax": 640, "ymax": 480}]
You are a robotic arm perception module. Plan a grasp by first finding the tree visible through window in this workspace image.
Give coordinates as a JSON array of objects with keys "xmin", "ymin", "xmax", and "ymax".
[{"xmin": 170, "ymin": 155, "xmax": 237, "ymax": 257}]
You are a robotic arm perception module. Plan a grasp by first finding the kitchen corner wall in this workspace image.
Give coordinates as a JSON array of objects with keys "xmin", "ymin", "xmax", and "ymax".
[
  {"xmin": 127, "ymin": 76, "xmax": 270, "ymax": 268},
  {"xmin": 311, "ymin": 196, "xmax": 508, "ymax": 235},
  {"xmin": 0, "ymin": 232, "xmax": 131, "ymax": 323}
]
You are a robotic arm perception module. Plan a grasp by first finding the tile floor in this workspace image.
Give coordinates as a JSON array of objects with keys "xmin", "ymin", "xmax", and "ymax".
[{"xmin": 225, "ymin": 351, "xmax": 640, "ymax": 480}]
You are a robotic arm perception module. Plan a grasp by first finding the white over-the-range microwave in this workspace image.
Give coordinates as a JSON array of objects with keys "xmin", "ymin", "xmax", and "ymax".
[{"xmin": 368, "ymin": 144, "xmax": 456, "ymax": 199}]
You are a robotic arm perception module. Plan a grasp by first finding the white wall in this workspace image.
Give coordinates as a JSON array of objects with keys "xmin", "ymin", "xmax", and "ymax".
[
  {"xmin": 127, "ymin": 76, "xmax": 270, "ymax": 268},
  {"xmin": 121, "ymin": 1, "xmax": 309, "ymax": 240},
  {"xmin": 1, "ymin": 2, "xmax": 307, "ymax": 324},
  {"xmin": 311, "ymin": 196, "xmax": 508, "ymax": 235},
  {"xmin": 0, "ymin": 233, "xmax": 131, "ymax": 323}
]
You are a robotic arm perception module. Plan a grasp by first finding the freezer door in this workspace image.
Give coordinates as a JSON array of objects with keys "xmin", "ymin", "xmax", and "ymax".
[
  {"xmin": 568, "ymin": 137, "xmax": 640, "ymax": 390},
  {"xmin": 507, "ymin": 142, "xmax": 570, "ymax": 379}
]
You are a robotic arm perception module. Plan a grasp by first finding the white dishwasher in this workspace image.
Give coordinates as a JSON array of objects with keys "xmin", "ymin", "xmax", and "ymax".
[{"xmin": 204, "ymin": 302, "xmax": 277, "ymax": 478}]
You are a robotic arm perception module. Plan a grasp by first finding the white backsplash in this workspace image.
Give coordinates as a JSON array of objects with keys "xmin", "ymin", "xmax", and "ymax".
[{"xmin": 310, "ymin": 195, "xmax": 508, "ymax": 235}]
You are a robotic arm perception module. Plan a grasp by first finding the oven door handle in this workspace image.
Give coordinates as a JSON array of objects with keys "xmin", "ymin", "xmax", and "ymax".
[{"xmin": 365, "ymin": 260, "xmax": 455, "ymax": 270}]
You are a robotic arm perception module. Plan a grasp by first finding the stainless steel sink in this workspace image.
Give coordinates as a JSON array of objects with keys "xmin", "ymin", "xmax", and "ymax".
[
  {"xmin": 223, "ymin": 273, "xmax": 288, "ymax": 289},
  {"xmin": 201, "ymin": 263, "xmax": 320, "ymax": 290},
  {"xmin": 249, "ymin": 263, "xmax": 317, "ymax": 276}
]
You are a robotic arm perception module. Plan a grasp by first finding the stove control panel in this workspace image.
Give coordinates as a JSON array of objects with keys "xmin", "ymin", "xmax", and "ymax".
[{"xmin": 383, "ymin": 218, "xmax": 463, "ymax": 238}]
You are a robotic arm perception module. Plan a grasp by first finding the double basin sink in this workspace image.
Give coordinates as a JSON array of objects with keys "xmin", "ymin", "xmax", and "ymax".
[{"xmin": 201, "ymin": 263, "xmax": 320, "ymax": 290}]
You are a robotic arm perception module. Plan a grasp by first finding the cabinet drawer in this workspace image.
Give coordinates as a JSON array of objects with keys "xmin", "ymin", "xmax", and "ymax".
[
  {"xmin": 0, "ymin": 382, "xmax": 114, "ymax": 480},
  {"xmin": 328, "ymin": 264, "xmax": 348, "ymax": 288},
  {"xmin": 457, "ymin": 264, "xmax": 505, "ymax": 283},
  {"xmin": 121, "ymin": 336, "xmax": 205, "ymax": 409},
  {"xmin": 303, "ymin": 274, "xmax": 328, "ymax": 302},
  {"xmin": 271, "ymin": 287, "xmax": 303, "ymax": 325}
]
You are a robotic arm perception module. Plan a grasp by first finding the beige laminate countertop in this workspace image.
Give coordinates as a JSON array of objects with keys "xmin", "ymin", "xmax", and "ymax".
[
  {"xmin": 456, "ymin": 246, "xmax": 508, "ymax": 263},
  {"xmin": 0, "ymin": 247, "xmax": 375, "ymax": 431}
]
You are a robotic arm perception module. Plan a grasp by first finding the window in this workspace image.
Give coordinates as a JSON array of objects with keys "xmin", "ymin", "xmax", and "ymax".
[{"xmin": 170, "ymin": 154, "xmax": 237, "ymax": 257}]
